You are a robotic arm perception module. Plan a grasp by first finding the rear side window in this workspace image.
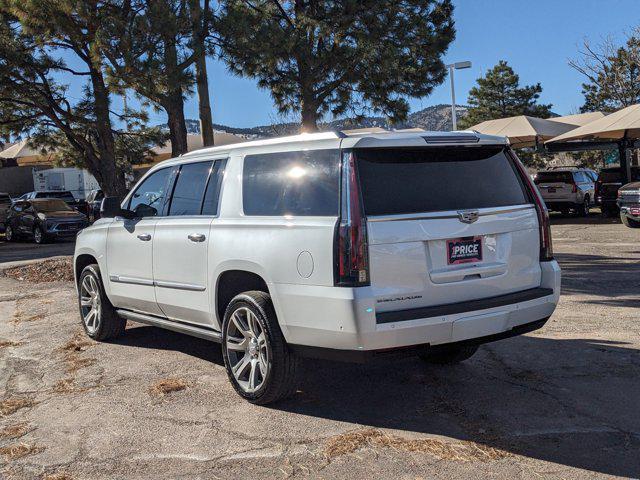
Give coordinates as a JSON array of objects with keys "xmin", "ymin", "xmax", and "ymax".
[
  {"xmin": 535, "ymin": 172, "xmax": 574, "ymax": 184},
  {"xmin": 573, "ymin": 172, "xmax": 588, "ymax": 182},
  {"xmin": 598, "ymin": 169, "xmax": 621, "ymax": 182},
  {"xmin": 168, "ymin": 161, "xmax": 212, "ymax": 216},
  {"xmin": 243, "ymin": 150, "xmax": 340, "ymax": 216},
  {"xmin": 201, "ymin": 160, "xmax": 226, "ymax": 216},
  {"xmin": 356, "ymin": 147, "xmax": 528, "ymax": 216}
]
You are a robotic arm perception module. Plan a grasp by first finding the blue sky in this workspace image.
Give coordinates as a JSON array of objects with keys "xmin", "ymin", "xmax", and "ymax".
[{"xmin": 102, "ymin": 0, "xmax": 640, "ymax": 127}]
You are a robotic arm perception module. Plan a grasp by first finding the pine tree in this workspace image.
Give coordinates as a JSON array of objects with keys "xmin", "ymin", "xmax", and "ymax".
[
  {"xmin": 459, "ymin": 60, "xmax": 552, "ymax": 129},
  {"xmin": 0, "ymin": 1, "xmax": 161, "ymax": 197},
  {"xmin": 216, "ymin": 0, "xmax": 455, "ymax": 132}
]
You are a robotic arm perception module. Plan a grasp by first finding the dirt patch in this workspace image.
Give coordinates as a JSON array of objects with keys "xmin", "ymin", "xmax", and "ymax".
[
  {"xmin": 0, "ymin": 423, "xmax": 31, "ymax": 440},
  {"xmin": 4, "ymin": 258, "xmax": 74, "ymax": 283},
  {"xmin": 0, "ymin": 340, "xmax": 22, "ymax": 349},
  {"xmin": 0, "ymin": 397, "xmax": 37, "ymax": 417},
  {"xmin": 60, "ymin": 333, "xmax": 94, "ymax": 353},
  {"xmin": 324, "ymin": 428, "xmax": 511, "ymax": 462},
  {"xmin": 149, "ymin": 378, "xmax": 188, "ymax": 396},
  {"xmin": 58, "ymin": 332, "xmax": 96, "ymax": 375},
  {"xmin": 12, "ymin": 311, "xmax": 45, "ymax": 324},
  {"xmin": 42, "ymin": 474, "xmax": 74, "ymax": 480},
  {"xmin": 0, "ymin": 443, "xmax": 44, "ymax": 460}
]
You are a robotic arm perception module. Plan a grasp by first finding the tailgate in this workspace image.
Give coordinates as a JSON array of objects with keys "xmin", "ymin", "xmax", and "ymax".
[
  {"xmin": 355, "ymin": 145, "xmax": 542, "ymax": 315},
  {"xmin": 367, "ymin": 206, "xmax": 541, "ymax": 312}
]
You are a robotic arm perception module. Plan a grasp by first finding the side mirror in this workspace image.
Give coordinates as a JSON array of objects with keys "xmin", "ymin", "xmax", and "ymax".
[{"xmin": 101, "ymin": 197, "xmax": 135, "ymax": 219}]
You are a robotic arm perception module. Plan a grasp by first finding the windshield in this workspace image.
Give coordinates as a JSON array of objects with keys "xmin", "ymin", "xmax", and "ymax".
[
  {"xmin": 33, "ymin": 199, "xmax": 74, "ymax": 213},
  {"xmin": 37, "ymin": 191, "xmax": 75, "ymax": 201}
]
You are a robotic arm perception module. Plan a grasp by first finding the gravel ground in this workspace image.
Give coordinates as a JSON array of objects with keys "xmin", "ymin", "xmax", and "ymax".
[{"xmin": 0, "ymin": 214, "xmax": 638, "ymax": 480}]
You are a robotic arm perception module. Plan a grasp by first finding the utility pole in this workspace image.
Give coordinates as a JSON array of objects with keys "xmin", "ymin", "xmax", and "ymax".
[{"xmin": 446, "ymin": 61, "xmax": 472, "ymax": 130}]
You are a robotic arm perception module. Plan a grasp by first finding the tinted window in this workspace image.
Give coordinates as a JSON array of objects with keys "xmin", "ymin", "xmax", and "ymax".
[
  {"xmin": 36, "ymin": 191, "xmax": 75, "ymax": 201},
  {"xmin": 168, "ymin": 161, "xmax": 212, "ymax": 216},
  {"xmin": 33, "ymin": 199, "xmax": 73, "ymax": 213},
  {"xmin": 129, "ymin": 168, "xmax": 172, "ymax": 217},
  {"xmin": 573, "ymin": 172, "xmax": 588, "ymax": 182},
  {"xmin": 202, "ymin": 160, "xmax": 226, "ymax": 216},
  {"xmin": 356, "ymin": 147, "xmax": 528, "ymax": 216},
  {"xmin": 598, "ymin": 168, "xmax": 640, "ymax": 182},
  {"xmin": 243, "ymin": 150, "xmax": 340, "ymax": 216},
  {"xmin": 535, "ymin": 172, "xmax": 574, "ymax": 184}
]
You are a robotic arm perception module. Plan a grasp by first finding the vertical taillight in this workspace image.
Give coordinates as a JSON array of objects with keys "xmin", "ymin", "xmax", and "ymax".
[
  {"xmin": 508, "ymin": 150, "xmax": 554, "ymax": 261},
  {"xmin": 334, "ymin": 151, "xmax": 370, "ymax": 286}
]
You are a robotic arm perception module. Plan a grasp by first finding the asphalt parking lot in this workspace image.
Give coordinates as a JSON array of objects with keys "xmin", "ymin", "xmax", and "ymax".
[{"xmin": 0, "ymin": 214, "xmax": 639, "ymax": 479}]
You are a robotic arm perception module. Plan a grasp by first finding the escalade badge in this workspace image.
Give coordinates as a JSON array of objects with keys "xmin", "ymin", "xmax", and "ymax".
[{"xmin": 458, "ymin": 210, "xmax": 479, "ymax": 224}]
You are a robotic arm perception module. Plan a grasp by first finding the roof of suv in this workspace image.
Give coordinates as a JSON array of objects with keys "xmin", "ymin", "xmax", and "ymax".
[{"xmin": 174, "ymin": 130, "xmax": 507, "ymax": 163}]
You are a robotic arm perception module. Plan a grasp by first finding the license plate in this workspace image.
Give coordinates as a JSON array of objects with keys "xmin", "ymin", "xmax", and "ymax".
[
  {"xmin": 447, "ymin": 237, "xmax": 483, "ymax": 265},
  {"xmin": 547, "ymin": 187, "xmax": 556, "ymax": 193}
]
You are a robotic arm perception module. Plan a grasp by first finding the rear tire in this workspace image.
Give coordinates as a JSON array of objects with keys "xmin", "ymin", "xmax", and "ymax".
[
  {"xmin": 578, "ymin": 197, "xmax": 590, "ymax": 217},
  {"xmin": 78, "ymin": 264, "xmax": 126, "ymax": 341},
  {"xmin": 621, "ymin": 213, "xmax": 640, "ymax": 228},
  {"xmin": 222, "ymin": 291, "xmax": 299, "ymax": 405},
  {"xmin": 418, "ymin": 344, "xmax": 479, "ymax": 365},
  {"xmin": 602, "ymin": 205, "xmax": 618, "ymax": 217}
]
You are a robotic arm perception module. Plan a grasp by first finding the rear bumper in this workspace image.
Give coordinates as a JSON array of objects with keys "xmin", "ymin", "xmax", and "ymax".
[
  {"xmin": 543, "ymin": 200, "xmax": 581, "ymax": 210},
  {"xmin": 274, "ymin": 260, "xmax": 561, "ymax": 355}
]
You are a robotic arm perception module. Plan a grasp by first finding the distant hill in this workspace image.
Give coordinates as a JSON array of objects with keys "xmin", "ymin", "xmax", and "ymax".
[{"xmin": 161, "ymin": 104, "xmax": 469, "ymax": 138}]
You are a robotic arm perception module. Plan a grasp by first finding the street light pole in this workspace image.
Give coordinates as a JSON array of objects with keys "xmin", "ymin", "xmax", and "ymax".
[{"xmin": 446, "ymin": 61, "xmax": 472, "ymax": 131}]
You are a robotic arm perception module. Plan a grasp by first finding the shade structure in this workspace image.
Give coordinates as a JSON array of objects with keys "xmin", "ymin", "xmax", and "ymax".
[
  {"xmin": 0, "ymin": 139, "xmax": 54, "ymax": 166},
  {"xmin": 547, "ymin": 104, "xmax": 640, "ymax": 143},
  {"xmin": 547, "ymin": 111, "xmax": 605, "ymax": 127},
  {"xmin": 149, "ymin": 132, "xmax": 246, "ymax": 161},
  {"xmin": 470, "ymin": 115, "xmax": 578, "ymax": 148}
]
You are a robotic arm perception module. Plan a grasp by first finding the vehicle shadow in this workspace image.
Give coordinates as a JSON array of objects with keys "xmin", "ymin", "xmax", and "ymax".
[
  {"xmin": 555, "ymin": 251, "xmax": 640, "ymax": 302},
  {"xmin": 549, "ymin": 211, "xmax": 620, "ymax": 225},
  {"xmin": 112, "ymin": 324, "xmax": 225, "ymax": 366},
  {"xmin": 115, "ymin": 323, "xmax": 640, "ymax": 477},
  {"xmin": 274, "ymin": 335, "xmax": 640, "ymax": 478}
]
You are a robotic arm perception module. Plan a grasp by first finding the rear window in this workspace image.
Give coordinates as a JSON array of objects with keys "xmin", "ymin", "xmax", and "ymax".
[
  {"xmin": 355, "ymin": 147, "xmax": 528, "ymax": 216},
  {"xmin": 534, "ymin": 172, "xmax": 574, "ymax": 184},
  {"xmin": 243, "ymin": 149, "xmax": 340, "ymax": 216}
]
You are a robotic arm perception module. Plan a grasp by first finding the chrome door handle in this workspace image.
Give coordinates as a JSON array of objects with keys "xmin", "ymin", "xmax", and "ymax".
[
  {"xmin": 188, "ymin": 233, "xmax": 206, "ymax": 242},
  {"xmin": 137, "ymin": 233, "xmax": 151, "ymax": 241}
]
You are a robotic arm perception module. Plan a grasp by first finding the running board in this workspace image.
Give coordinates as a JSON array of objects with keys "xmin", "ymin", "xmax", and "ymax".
[{"xmin": 116, "ymin": 309, "xmax": 222, "ymax": 343}]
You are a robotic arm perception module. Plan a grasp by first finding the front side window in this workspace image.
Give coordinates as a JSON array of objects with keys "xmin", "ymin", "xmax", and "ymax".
[
  {"xmin": 168, "ymin": 161, "xmax": 213, "ymax": 216},
  {"xmin": 243, "ymin": 149, "xmax": 340, "ymax": 216},
  {"xmin": 128, "ymin": 167, "xmax": 172, "ymax": 217}
]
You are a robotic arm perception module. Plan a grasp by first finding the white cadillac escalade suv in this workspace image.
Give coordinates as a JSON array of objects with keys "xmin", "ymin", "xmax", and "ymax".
[{"xmin": 74, "ymin": 130, "xmax": 560, "ymax": 404}]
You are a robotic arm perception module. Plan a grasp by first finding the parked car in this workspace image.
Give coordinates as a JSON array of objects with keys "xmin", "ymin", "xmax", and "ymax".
[
  {"xmin": 5, "ymin": 198, "xmax": 89, "ymax": 244},
  {"xmin": 0, "ymin": 192, "xmax": 12, "ymax": 233},
  {"xmin": 85, "ymin": 189, "xmax": 104, "ymax": 223},
  {"xmin": 617, "ymin": 181, "xmax": 640, "ymax": 228},
  {"xmin": 533, "ymin": 168, "xmax": 594, "ymax": 216},
  {"xmin": 74, "ymin": 130, "xmax": 560, "ymax": 405},
  {"xmin": 595, "ymin": 166, "xmax": 640, "ymax": 217},
  {"xmin": 18, "ymin": 190, "xmax": 90, "ymax": 216}
]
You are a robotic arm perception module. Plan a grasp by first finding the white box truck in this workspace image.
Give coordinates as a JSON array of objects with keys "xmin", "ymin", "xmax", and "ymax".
[{"xmin": 33, "ymin": 168, "xmax": 99, "ymax": 200}]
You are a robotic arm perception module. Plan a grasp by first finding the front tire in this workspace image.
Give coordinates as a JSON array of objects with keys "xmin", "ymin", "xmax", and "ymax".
[
  {"xmin": 418, "ymin": 344, "xmax": 479, "ymax": 365},
  {"xmin": 621, "ymin": 213, "xmax": 640, "ymax": 228},
  {"xmin": 222, "ymin": 291, "xmax": 299, "ymax": 405},
  {"xmin": 78, "ymin": 264, "xmax": 126, "ymax": 341},
  {"xmin": 33, "ymin": 225, "xmax": 47, "ymax": 244},
  {"xmin": 577, "ymin": 197, "xmax": 590, "ymax": 217},
  {"xmin": 5, "ymin": 224, "xmax": 15, "ymax": 242}
]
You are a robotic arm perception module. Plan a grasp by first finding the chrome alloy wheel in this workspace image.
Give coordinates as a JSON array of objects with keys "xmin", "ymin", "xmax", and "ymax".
[
  {"xmin": 80, "ymin": 274, "xmax": 101, "ymax": 335},
  {"xmin": 225, "ymin": 307, "xmax": 269, "ymax": 393}
]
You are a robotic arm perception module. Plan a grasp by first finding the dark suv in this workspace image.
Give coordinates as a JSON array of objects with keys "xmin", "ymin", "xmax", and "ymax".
[
  {"xmin": 617, "ymin": 182, "xmax": 640, "ymax": 228},
  {"xmin": 595, "ymin": 167, "xmax": 640, "ymax": 217}
]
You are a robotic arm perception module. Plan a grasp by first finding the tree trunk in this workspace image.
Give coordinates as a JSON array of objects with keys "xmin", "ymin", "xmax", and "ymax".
[
  {"xmin": 195, "ymin": 53, "xmax": 214, "ymax": 147},
  {"xmin": 165, "ymin": 90, "xmax": 189, "ymax": 157},
  {"xmin": 300, "ymin": 100, "xmax": 318, "ymax": 132},
  {"xmin": 88, "ymin": 59, "xmax": 128, "ymax": 198},
  {"xmin": 191, "ymin": 0, "xmax": 214, "ymax": 147}
]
